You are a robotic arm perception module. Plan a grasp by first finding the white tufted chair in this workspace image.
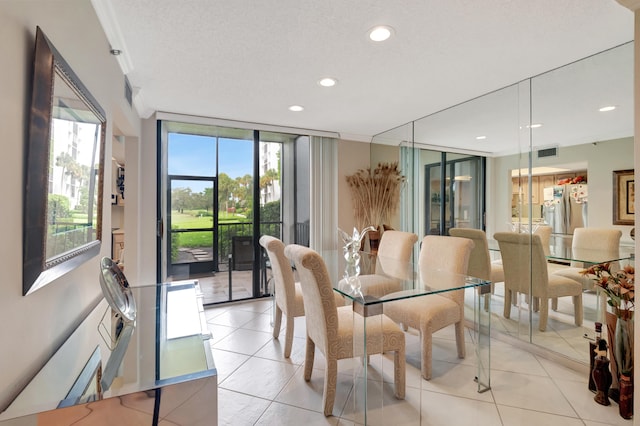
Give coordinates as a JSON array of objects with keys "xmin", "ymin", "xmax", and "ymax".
[
  {"xmin": 259, "ymin": 235, "xmax": 343, "ymax": 358},
  {"xmin": 284, "ymin": 244, "xmax": 406, "ymax": 416},
  {"xmin": 449, "ymin": 228, "xmax": 504, "ymax": 311},
  {"xmin": 494, "ymin": 232, "xmax": 583, "ymax": 331},
  {"xmin": 382, "ymin": 235, "xmax": 474, "ymax": 380}
]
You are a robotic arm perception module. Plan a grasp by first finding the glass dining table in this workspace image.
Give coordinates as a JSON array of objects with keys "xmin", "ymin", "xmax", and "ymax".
[{"xmin": 318, "ymin": 250, "xmax": 492, "ymax": 425}]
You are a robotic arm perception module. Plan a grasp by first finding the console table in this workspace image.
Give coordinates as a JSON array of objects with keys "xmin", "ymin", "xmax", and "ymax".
[{"xmin": 0, "ymin": 281, "xmax": 217, "ymax": 425}]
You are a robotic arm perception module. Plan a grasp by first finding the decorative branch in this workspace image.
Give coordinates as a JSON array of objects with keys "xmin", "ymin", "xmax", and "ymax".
[{"xmin": 345, "ymin": 161, "xmax": 406, "ymax": 231}]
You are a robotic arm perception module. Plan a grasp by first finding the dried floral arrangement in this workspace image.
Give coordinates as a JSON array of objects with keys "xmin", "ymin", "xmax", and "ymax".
[{"xmin": 345, "ymin": 161, "xmax": 406, "ymax": 231}]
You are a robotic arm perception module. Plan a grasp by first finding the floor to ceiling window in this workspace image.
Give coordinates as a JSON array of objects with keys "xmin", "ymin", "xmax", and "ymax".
[{"xmin": 159, "ymin": 121, "xmax": 308, "ymax": 305}]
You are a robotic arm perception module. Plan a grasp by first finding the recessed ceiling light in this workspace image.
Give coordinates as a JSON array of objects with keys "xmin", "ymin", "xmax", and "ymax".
[
  {"xmin": 476, "ymin": 135, "xmax": 487, "ymax": 140},
  {"xmin": 368, "ymin": 26, "xmax": 393, "ymax": 42},
  {"xmin": 288, "ymin": 105, "xmax": 304, "ymax": 112},
  {"xmin": 599, "ymin": 105, "xmax": 616, "ymax": 112},
  {"xmin": 318, "ymin": 77, "xmax": 337, "ymax": 87}
]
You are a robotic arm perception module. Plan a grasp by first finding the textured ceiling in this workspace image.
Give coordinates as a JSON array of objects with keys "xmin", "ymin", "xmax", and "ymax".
[{"xmin": 93, "ymin": 0, "xmax": 634, "ymax": 149}]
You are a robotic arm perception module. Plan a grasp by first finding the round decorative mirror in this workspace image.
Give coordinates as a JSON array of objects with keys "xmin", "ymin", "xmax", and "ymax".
[{"xmin": 99, "ymin": 257, "xmax": 136, "ymax": 323}]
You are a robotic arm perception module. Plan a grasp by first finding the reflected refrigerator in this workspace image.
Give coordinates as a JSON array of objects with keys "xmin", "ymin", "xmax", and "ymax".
[{"xmin": 542, "ymin": 184, "xmax": 587, "ymax": 234}]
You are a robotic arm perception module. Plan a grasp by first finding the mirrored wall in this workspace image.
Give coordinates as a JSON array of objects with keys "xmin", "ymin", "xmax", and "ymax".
[{"xmin": 372, "ymin": 41, "xmax": 634, "ymax": 365}]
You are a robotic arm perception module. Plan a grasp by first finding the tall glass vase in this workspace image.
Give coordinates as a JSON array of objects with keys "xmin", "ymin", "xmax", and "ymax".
[{"xmin": 613, "ymin": 308, "xmax": 634, "ymax": 378}]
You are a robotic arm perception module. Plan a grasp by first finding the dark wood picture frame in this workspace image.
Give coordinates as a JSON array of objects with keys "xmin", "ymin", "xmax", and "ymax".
[
  {"xmin": 613, "ymin": 169, "xmax": 634, "ymax": 225},
  {"xmin": 23, "ymin": 27, "xmax": 106, "ymax": 295}
]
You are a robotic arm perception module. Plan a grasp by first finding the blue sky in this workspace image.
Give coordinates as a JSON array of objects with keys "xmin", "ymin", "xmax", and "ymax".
[
  {"xmin": 168, "ymin": 133, "xmax": 253, "ymax": 193},
  {"xmin": 168, "ymin": 133, "xmax": 253, "ymax": 177}
]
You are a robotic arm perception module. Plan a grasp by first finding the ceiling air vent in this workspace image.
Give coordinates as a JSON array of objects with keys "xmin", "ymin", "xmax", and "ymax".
[
  {"xmin": 537, "ymin": 147, "xmax": 558, "ymax": 158},
  {"xmin": 124, "ymin": 76, "xmax": 133, "ymax": 107}
]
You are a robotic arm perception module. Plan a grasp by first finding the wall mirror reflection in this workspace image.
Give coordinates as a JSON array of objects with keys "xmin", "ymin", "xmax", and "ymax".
[
  {"xmin": 23, "ymin": 27, "xmax": 106, "ymax": 295},
  {"xmin": 371, "ymin": 41, "xmax": 633, "ymax": 367}
]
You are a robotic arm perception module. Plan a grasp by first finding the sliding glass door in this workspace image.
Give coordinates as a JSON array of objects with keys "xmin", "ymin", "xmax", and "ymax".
[{"xmin": 425, "ymin": 153, "xmax": 484, "ymax": 236}]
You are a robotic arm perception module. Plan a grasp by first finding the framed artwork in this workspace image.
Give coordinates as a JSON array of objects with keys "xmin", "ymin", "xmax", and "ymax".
[{"xmin": 613, "ymin": 169, "xmax": 635, "ymax": 225}]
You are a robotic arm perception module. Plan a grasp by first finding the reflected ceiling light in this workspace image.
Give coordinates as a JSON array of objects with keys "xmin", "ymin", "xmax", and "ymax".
[
  {"xmin": 528, "ymin": 123, "xmax": 543, "ymax": 129},
  {"xmin": 599, "ymin": 105, "xmax": 616, "ymax": 112},
  {"xmin": 511, "ymin": 166, "xmax": 570, "ymax": 177},
  {"xmin": 476, "ymin": 135, "xmax": 487, "ymax": 140},
  {"xmin": 288, "ymin": 105, "xmax": 304, "ymax": 112},
  {"xmin": 454, "ymin": 175, "xmax": 472, "ymax": 181},
  {"xmin": 368, "ymin": 26, "xmax": 393, "ymax": 42},
  {"xmin": 318, "ymin": 77, "xmax": 337, "ymax": 87}
]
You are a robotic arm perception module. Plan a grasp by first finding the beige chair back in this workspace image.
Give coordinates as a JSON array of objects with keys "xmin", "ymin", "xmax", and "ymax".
[
  {"xmin": 534, "ymin": 225, "xmax": 552, "ymax": 256},
  {"xmin": 419, "ymin": 235, "xmax": 474, "ymax": 305},
  {"xmin": 284, "ymin": 244, "xmax": 337, "ymax": 353},
  {"xmin": 571, "ymin": 227, "xmax": 622, "ymax": 267},
  {"xmin": 448, "ymin": 228, "xmax": 490, "ymax": 281},
  {"xmin": 259, "ymin": 236, "xmax": 296, "ymax": 314},
  {"xmin": 376, "ymin": 230, "xmax": 418, "ymax": 279},
  {"xmin": 494, "ymin": 232, "xmax": 549, "ymax": 298}
]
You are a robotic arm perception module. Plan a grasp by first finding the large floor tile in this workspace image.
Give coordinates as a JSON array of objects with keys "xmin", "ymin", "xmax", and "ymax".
[
  {"xmin": 490, "ymin": 339, "xmax": 548, "ymax": 376},
  {"xmin": 212, "ymin": 327, "xmax": 273, "ymax": 355},
  {"xmin": 207, "ymin": 309, "xmax": 265, "ymax": 328},
  {"xmin": 209, "ymin": 348, "xmax": 251, "ymax": 383},
  {"xmin": 420, "ymin": 391, "xmax": 502, "ymax": 426},
  {"xmin": 497, "ymin": 404, "xmax": 584, "ymax": 425},
  {"xmin": 238, "ymin": 312, "xmax": 278, "ymax": 333},
  {"xmin": 341, "ymin": 381, "xmax": 422, "ymax": 426},
  {"xmin": 217, "ymin": 388, "xmax": 271, "ymax": 426},
  {"xmin": 490, "ymin": 370, "xmax": 577, "ymax": 417},
  {"xmin": 221, "ymin": 356, "xmax": 300, "ymax": 400},
  {"xmin": 420, "ymin": 360, "xmax": 494, "ymax": 402},
  {"xmin": 275, "ymin": 367, "xmax": 353, "ymax": 417},
  {"xmin": 255, "ymin": 401, "xmax": 339, "ymax": 425},
  {"xmin": 553, "ymin": 377, "xmax": 632, "ymax": 425}
]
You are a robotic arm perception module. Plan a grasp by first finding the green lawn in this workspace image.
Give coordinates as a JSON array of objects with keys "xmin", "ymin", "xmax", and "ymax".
[{"xmin": 171, "ymin": 210, "xmax": 250, "ymax": 249}]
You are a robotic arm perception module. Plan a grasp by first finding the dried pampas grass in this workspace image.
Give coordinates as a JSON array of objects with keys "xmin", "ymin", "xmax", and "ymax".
[{"xmin": 346, "ymin": 161, "xmax": 405, "ymax": 231}]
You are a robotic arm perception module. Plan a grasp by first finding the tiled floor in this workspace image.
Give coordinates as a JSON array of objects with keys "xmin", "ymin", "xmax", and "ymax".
[{"xmin": 205, "ymin": 298, "xmax": 631, "ymax": 425}]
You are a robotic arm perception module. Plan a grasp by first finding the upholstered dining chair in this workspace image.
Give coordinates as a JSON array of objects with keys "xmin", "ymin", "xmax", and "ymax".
[
  {"xmin": 259, "ymin": 235, "xmax": 343, "ymax": 358},
  {"xmin": 284, "ymin": 244, "xmax": 406, "ymax": 416},
  {"xmin": 383, "ymin": 235, "xmax": 474, "ymax": 380},
  {"xmin": 353, "ymin": 230, "xmax": 418, "ymax": 298},
  {"xmin": 552, "ymin": 227, "xmax": 622, "ymax": 289},
  {"xmin": 494, "ymin": 232, "xmax": 583, "ymax": 331},
  {"xmin": 449, "ymin": 228, "xmax": 504, "ymax": 311}
]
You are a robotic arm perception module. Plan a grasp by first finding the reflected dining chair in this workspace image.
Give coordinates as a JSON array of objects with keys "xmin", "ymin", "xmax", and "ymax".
[
  {"xmin": 552, "ymin": 227, "xmax": 622, "ymax": 289},
  {"xmin": 449, "ymin": 228, "xmax": 504, "ymax": 311},
  {"xmin": 259, "ymin": 235, "xmax": 343, "ymax": 358},
  {"xmin": 494, "ymin": 232, "xmax": 583, "ymax": 331},
  {"xmin": 284, "ymin": 244, "xmax": 406, "ymax": 416},
  {"xmin": 383, "ymin": 235, "xmax": 474, "ymax": 380},
  {"xmin": 353, "ymin": 230, "xmax": 418, "ymax": 298}
]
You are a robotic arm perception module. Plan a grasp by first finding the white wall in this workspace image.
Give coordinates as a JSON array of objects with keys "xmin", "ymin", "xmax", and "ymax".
[
  {"xmin": 0, "ymin": 0, "xmax": 140, "ymax": 410},
  {"xmin": 488, "ymin": 137, "xmax": 635, "ymax": 242}
]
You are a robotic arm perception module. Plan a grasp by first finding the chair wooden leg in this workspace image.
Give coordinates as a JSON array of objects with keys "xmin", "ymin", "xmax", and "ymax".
[
  {"xmin": 323, "ymin": 358, "xmax": 337, "ymax": 416},
  {"xmin": 394, "ymin": 347, "xmax": 406, "ymax": 399},
  {"xmin": 504, "ymin": 289, "xmax": 512, "ymax": 319},
  {"xmin": 483, "ymin": 293, "xmax": 490, "ymax": 312},
  {"xmin": 573, "ymin": 294, "xmax": 583, "ymax": 326},
  {"xmin": 304, "ymin": 337, "xmax": 315, "ymax": 381},
  {"xmin": 419, "ymin": 327, "xmax": 433, "ymax": 380},
  {"xmin": 551, "ymin": 297, "xmax": 558, "ymax": 311},
  {"xmin": 454, "ymin": 321, "xmax": 466, "ymax": 359},
  {"xmin": 539, "ymin": 297, "xmax": 549, "ymax": 331},
  {"xmin": 273, "ymin": 305, "xmax": 283, "ymax": 339},
  {"xmin": 283, "ymin": 314, "xmax": 295, "ymax": 358}
]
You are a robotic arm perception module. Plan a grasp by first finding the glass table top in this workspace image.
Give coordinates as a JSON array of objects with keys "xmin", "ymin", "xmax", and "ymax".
[
  {"xmin": 320, "ymin": 250, "xmax": 491, "ymax": 306},
  {"xmin": 487, "ymin": 238, "xmax": 635, "ymax": 264}
]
